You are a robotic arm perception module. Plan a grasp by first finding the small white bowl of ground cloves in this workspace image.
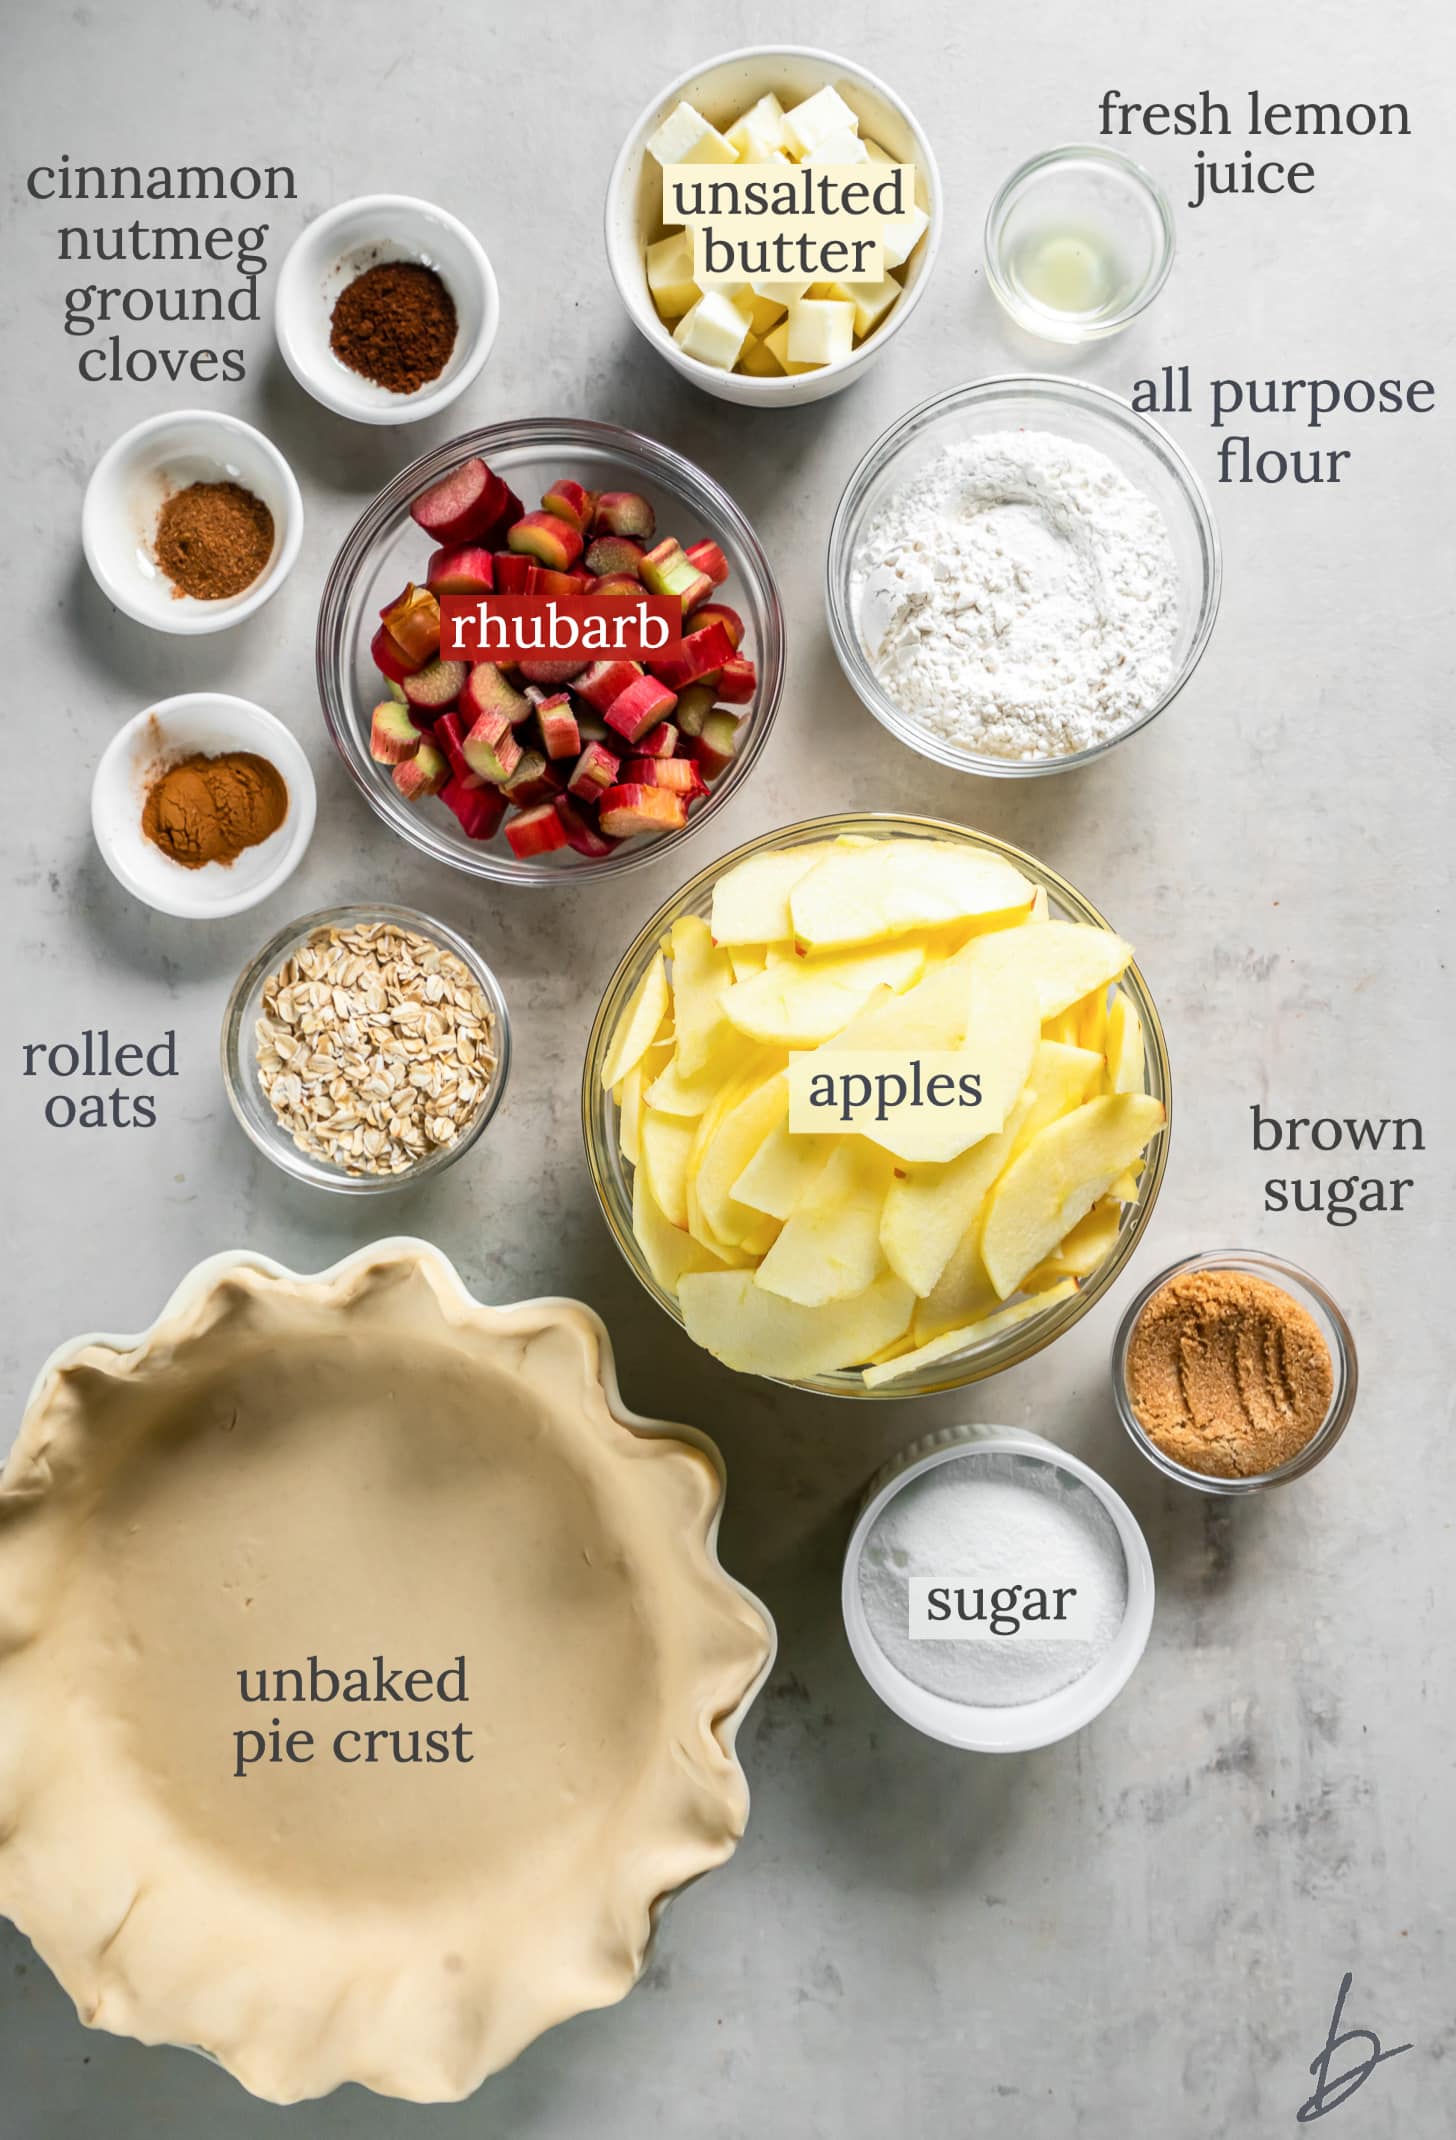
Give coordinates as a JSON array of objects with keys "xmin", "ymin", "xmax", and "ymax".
[
  {"xmin": 83, "ymin": 410, "xmax": 303, "ymax": 634},
  {"xmin": 91, "ymin": 694, "xmax": 316, "ymax": 920}
]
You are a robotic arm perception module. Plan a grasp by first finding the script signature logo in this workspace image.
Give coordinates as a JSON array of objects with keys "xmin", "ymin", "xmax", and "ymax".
[{"xmin": 1296, "ymin": 1971, "xmax": 1412, "ymax": 2122}]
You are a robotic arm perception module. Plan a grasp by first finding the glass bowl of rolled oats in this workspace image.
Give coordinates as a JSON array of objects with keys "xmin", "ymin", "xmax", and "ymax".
[{"xmin": 221, "ymin": 903, "xmax": 510, "ymax": 1191}]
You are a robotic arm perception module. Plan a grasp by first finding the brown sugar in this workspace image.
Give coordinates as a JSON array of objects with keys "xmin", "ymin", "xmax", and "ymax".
[
  {"xmin": 141, "ymin": 751, "xmax": 289, "ymax": 870},
  {"xmin": 155, "ymin": 481, "xmax": 275, "ymax": 600},
  {"xmin": 1124, "ymin": 1267, "xmax": 1334, "ymax": 1478},
  {"xmin": 329, "ymin": 261, "xmax": 457, "ymax": 394}
]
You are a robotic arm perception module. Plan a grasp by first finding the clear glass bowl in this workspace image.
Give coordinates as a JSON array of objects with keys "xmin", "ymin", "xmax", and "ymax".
[
  {"xmin": 1111, "ymin": 1251, "xmax": 1358, "ymax": 1493},
  {"xmin": 984, "ymin": 146, "xmax": 1175, "ymax": 343},
  {"xmin": 221, "ymin": 903, "xmax": 511, "ymax": 1194},
  {"xmin": 316, "ymin": 418, "xmax": 786, "ymax": 884},
  {"xmin": 825, "ymin": 376, "xmax": 1221, "ymax": 779},
  {"xmin": 581, "ymin": 813, "xmax": 1172, "ymax": 1399}
]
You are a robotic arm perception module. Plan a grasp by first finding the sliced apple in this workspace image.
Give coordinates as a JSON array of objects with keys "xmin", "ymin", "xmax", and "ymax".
[
  {"xmin": 981, "ymin": 1092, "xmax": 1166, "ymax": 1298},
  {"xmin": 910, "ymin": 1232, "xmax": 1001, "ymax": 1346},
  {"xmin": 670, "ymin": 915, "xmax": 735, "ymax": 1076},
  {"xmin": 789, "ymin": 840, "xmax": 1034, "ymax": 949},
  {"xmin": 709, "ymin": 843, "xmax": 831, "ymax": 944},
  {"xmin": 728, "ymin": 944, "xmax": 768, "ymax": 983},
  {"xmin": 632, "ymin": 1169, "xmax": 733, "ymax": 1291},
  {"xmin": 862, "ymin": 1281, "xmax": 1078, "ymax": 1389},
  {"xmin": 678, "ymin": 1268, "xmax": 914, "ymax": 1378},
  {"xmin": 1020, "ymin": 1197, "xmax": 1124, "ymax": 1288},
  {"xmin": 964, "ymin": 919, "xmax": 1133, "ymax": 1022},
  {"xmin": 1008, "ymin": 1041, "xmax": 1105, "ymax": 1158},
  {"xmin": 731, "ymin": 1119, "xmax": 835, "ymax": 1219},
  {"xmin": 639, "ymin": 1109, "xmax": 696, "ymax": 1231},
  {"xmin": 600, "ymin": 953, "xmax": 670, "ymax": 1089},
  {"xmin": 879, "ymin": 1090, "xmax": 1036, "ymax": 1298},
  {"xmin": 722, "ymin": 942, "xmax": 925, "ymax": 1046},
  {"xmin": 617, "ymin": 1061, "xmax": 646, "ymax": 1167},
  {"xmin": 696, "ymin": 1073, "xmax": 791, "ymax": 1250},
  {"xmin": 648, "ymin": 1037, "xmax": 780, "ymax": 1118},
  {"xmin": 755, "ymin": 1139, "xmax": 894, "ymax": 1306},
  {"xmin": 1105, "ymin": 988, "xmax": 1145, "ymax": 1094},
  {"xmin": 1073, "ymin": 986, "xmax": 1109, "ymax": 1057}
]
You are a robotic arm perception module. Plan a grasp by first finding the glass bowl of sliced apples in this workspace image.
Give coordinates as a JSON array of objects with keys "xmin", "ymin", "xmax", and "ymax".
[{"xmin": 582, "ymin": 815, "xmax": 1171, "ymax": 1397}]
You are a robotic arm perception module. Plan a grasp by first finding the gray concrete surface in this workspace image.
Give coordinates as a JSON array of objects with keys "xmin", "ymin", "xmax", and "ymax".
[{"xmin": 1, "ymin": 1, "xmax": 1452, "ymax": 2133}]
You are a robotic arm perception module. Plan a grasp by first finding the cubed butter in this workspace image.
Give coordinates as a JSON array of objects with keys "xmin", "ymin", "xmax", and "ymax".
[
  {"xmin": 750, "ymin": 275, "xmax": 812, "ymax": 307},
  {"xmin": 738, "ymin": 331, "xmax": 784, "ymax": 377},
  {"xmin": 782, "ymin": 83, "xmax": 861, "ymax": 157},
  {"xmin": 880, "ymin": 202, "xmax": 930, "ymax": 269},
  {"xmin": 746, "ymin": 290, "xmax": 787, "ymax": 335},
  {"xmin": 762, "ymin": 320, "xmax": 815, "ymax": 374},
  {"xmin": 673, "ymin": 288, "xmax": 752, "ymax": 370},
  {"xmin": 647, "ymin": 100, "xmax": 740, "ymax": 168},
  {"xmin": 805, "ymin": 128, "xmax": 871, "ymax": 164},
  {"xmin": 836, "ymin": 275, "xmax": 901, "ymax": 336},
  {"xmin": 786, "ymin": 297, "xmax": 855, "ymax": 368},
  {"xmin": 728, "ymin": 91, "xmax": 791, "ymax": 156},
  {"xmin": 646, "ymin": 230, "xmax": 700, "ymax": 319}
]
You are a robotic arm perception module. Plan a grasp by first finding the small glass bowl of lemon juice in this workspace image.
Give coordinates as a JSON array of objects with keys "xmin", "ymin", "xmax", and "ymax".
[{"xmin": 984, "ymin": 145, "xmax": 1175, "ymax": 343}]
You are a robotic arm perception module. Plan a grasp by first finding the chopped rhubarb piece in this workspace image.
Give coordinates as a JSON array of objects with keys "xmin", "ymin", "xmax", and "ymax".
[
  {"xmin": 442, "ymin": 777, "xmax": 507, "ymax": 840},
  {"xmin": 529, "ymin": 565, "xmax": 592, "ymax": 600},
  {"xmin": 384, "ymin": 676, "xmax": 408, "ymax": 704},
  {"xmin": 567, "ymin": 740, "xmax": 620, "ymax": 799},
  {"xmin": 500, "ymin": 750, "xmax": 563, "ymax": 808},
  {"xmin": 647, "ymin": 620, "xmax": 734, "ymax": 690},
  {"xmin": 605, "ymin": 674, "xmax": 677, "ymax": 744},
  {"xmin": 402, "ymin": 657, "xmax": 468, "ymax": 715},
  {"xmin": 575, "ymin": 658, "xmax": 643, "ymax": 713},
  {"xmin": 584, "ymin": 534, "xmax": 645, "ymax": 578},
  {"xmin": 685, "ymin": 538, "xmax": 729, "ymax": 586},
  {"xmin": 425, "ymin": 545, "xmax": 495, "ymax": 597},
  {"xmin": 460, "ymin": 663, "xmax": 530, "ymax": 729},
  {"xmin": 507, "ymin": 510, "xmax": 584, "ymax": 572},
  {"xmin": 634, "ymin": 721, "xmax": 679, "ymax": 758},
  {"xmin": 672, "ymin": 683, "xmax": 717, "ymax": 738},
  {"xmin": 505, "ymin": 801, "xmax": 568, "ymax": 858},
  {"xmin": 378, "ymin": 584, "xmax": 441, "ymax": 665},
  {"xmin": 410, "ymin": 458, "xmax": 517, "ymax": 545},
  {"xmin": 554, "ymin": 796, "xmax": 617, "ymax": 858},
  {"xmin": 587, "ymin": 572, "xmax": 643, "ymax": 599},
  {"xmin": 492, "ymin": 552, "xmax": 534, "ymax": 594},
  {"xmin": 541, "ymin": 478, "xmax": 596, "ymax": 532},
  {"xmin": 597, "ymin": 783, "xmax": 687, "ymax": 839},
  {"xmin": 716, "ymin": 654, "xmax": 757, "ymax": 704},
  {"xmin": 518, "ymin": 654, "xmax": 589, "ymax": 687},
  {"xmin": 691, "ymin": 601, "xmax": 744, "ymax": 649},
  {"xmin": 371, "ymin": 623, "xmax": 422, "ymax": 682},
  {"xmin": 462, "ymin": 710, "xmax": 523, "ymax": 784},
  {"xmin": 535, "ymin": 694, "xmax": 581, "ymax": 759},
  {"xmin": 370, "ymin": 702, "xmax": 424, "ymax": 765},
  {"xmin": 691, "ymin": 709, "xmax": 741, "ymax": 778},
  {"xmin": 393, "ymin": 740, "xmax": 448, "ymax": 800},
  {"xmin": 592, "ymin": 491, "xmax": 656, "ymax": 541},
  {"xmin": 436, "ymin": 711, "xmax": 485, "ymax": 789},
  {"xmin": 624, "ymin": 756, "xmax": 708, "ymax": 797}
]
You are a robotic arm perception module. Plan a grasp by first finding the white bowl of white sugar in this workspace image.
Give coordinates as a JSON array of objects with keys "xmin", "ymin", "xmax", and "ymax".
[
  {"xmin": 842, "ymin": 1426, "xmax": 1155, "ymax": 1751},
  {"xmin": 826, "ymin": 376, "xmax": 1221, "ymax": 775}
]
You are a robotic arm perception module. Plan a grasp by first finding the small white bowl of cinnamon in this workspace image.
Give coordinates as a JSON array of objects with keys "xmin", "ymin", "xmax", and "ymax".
[{"xmin": 91, "ymin": 694, "xmax": 317, "ymax": 920}]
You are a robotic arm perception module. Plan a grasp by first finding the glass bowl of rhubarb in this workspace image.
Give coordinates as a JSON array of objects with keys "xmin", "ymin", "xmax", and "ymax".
[
  {"xmin": 317, "ymin": 418, "xmax": 785, "ymax": 885},
  {"xmin": 581, "ymin": 813, "xmax": 1172, "ymax": 1399}
]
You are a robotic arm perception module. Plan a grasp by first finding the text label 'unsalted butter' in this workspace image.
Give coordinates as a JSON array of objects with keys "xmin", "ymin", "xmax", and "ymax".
[{"xmin": 662, "ymin": 161, "xmax": 916, "ymax": 284}]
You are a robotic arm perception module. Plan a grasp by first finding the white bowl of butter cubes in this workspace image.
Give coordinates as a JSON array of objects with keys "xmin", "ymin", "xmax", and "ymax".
[{"xmin": 607, "ymin": 46, "xmax": 940, "ymax": 405}]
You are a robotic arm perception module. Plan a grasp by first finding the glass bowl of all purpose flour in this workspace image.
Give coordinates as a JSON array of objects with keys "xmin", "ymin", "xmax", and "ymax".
[
  {"xmin": 826, "ymin": 376, "xmax": 1221, "ymax": 777},
  {"xmin": 842, "ymin": 1426, "xmax": 1156, "ymax": 1751}
]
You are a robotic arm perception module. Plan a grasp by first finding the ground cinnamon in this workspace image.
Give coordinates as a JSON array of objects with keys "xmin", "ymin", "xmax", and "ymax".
[
  {"xmin": 1124, "ymin": 1267, "xmax": 1335, "ymax": 1478},
  {"xmin": 329, "ymin": 261, "xmax": 457, "ymax": 394},
  {"xmin": 141, "ymin": 751, "xmax": 289, "ymax": 870},
  {"xmin": 155, "ymin": 481, "xmax": 274, "ymax": 600}
]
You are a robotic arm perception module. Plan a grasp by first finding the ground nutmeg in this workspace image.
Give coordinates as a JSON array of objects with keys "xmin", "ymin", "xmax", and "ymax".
[
  {"xmin": 141, "ymin": 751, "xmax": 289, "ymax": 870},
  {"xmin": 329, "ymin": 261, "xmax": 458, "ymax": 394},
  {"xmin": 154, "ymin": 481, "xmax": 275, "ymax": 601}
]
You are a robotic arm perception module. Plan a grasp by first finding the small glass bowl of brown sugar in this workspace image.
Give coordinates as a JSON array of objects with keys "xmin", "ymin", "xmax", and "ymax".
[{"xmin": 1111, "ymin": 1252, "xmax": 1358, "ymax": 1493}]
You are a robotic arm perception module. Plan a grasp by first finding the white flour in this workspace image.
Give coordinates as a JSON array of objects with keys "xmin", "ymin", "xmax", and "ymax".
[
  {"xmin": 852, "ymin": 430, "xmax": 1180, "ymax": 761},
  {"xmin": 857, "ymin": 1451, "xmax": 1128, "ymax": 1707}
]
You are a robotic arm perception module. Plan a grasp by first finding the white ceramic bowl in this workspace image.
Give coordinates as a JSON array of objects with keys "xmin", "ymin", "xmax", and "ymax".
[
  {"xmin": 82, "ymin": 411, "xmax": 303, "ymax": 635},
  {"xmin": 91, "ymin": 693, "xmax": 316, "ymax": 919},
  {"xmin": 606, "ymin": 45, "xmax": 941, "ymax": 407},
  {"xmin": 275, "ymin": 194, "xmax": 499, "ymax": 424},
  {"xmin": 842, "ymin": 1427, "xmax": 1155, "ymax": 1752}
]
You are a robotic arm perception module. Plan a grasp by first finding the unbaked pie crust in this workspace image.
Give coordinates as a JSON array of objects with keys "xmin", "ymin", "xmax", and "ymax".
[{"xmin": 0, "ymin": 1241, "xmax": 774, "ymax": 2103}]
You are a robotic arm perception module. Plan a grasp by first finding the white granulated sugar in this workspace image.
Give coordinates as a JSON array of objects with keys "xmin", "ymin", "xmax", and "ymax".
[
  {"xmin": 857, "ymin": 1451, "xmax": 1128, "ymax": 1708},
  {"xmin": 852, "ymin": 430, "xmax": 1180, "ymax": 761}
]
